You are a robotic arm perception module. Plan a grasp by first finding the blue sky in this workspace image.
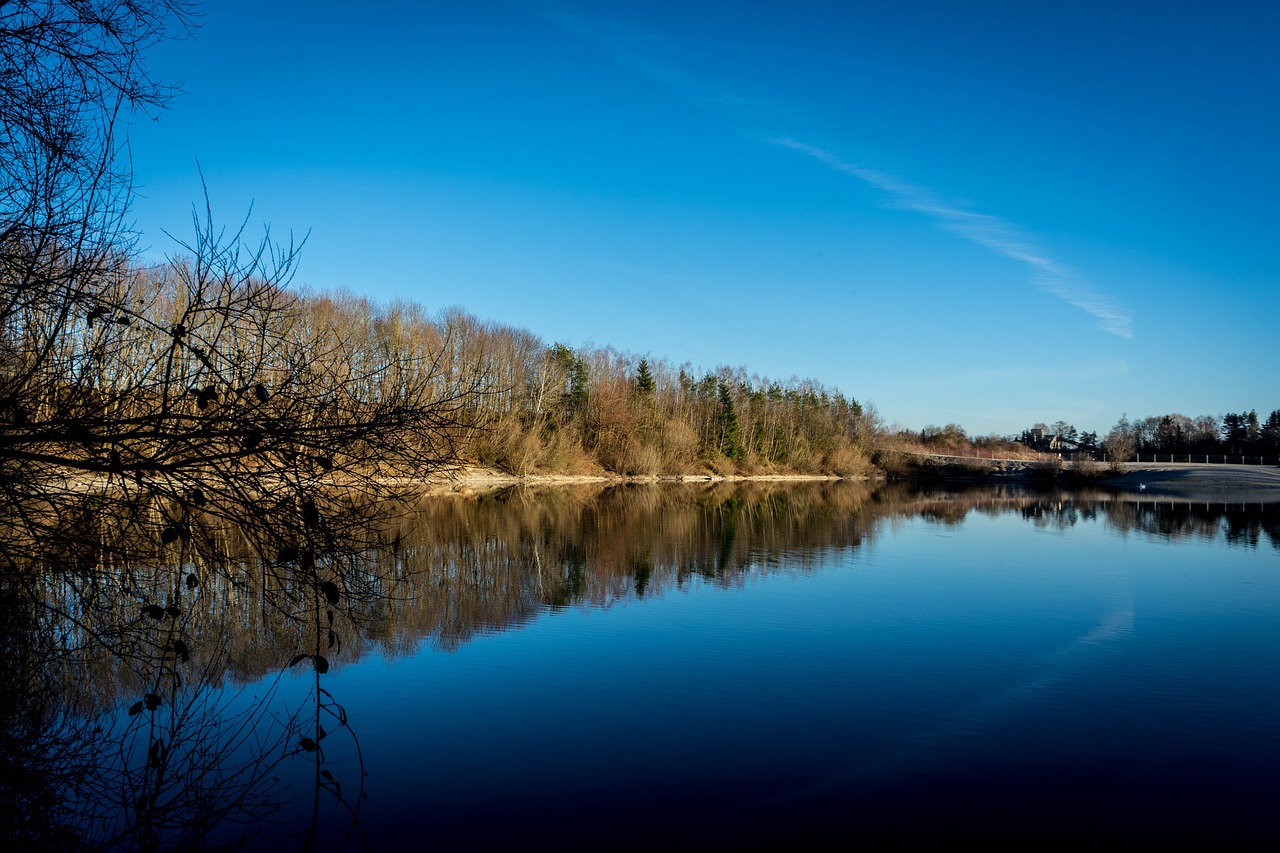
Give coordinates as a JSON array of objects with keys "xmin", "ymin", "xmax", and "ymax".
[{"xmin": 126, "ymin": 1, "xmax": 1279, "ymax": 436}]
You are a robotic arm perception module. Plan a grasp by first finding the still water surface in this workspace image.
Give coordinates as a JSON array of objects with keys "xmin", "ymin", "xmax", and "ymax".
[
  {"xmin": 291, "ymin": 485, "xmax": 1280, "ymax": 847},
  {"xmin": 21, "ymin": 483, "xmax": 1280, "ymax": 847}
]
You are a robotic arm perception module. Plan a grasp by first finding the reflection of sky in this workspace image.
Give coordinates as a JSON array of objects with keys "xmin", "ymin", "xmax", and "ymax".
[{"xmin": 297, "ymin": 504, "xmax": 1280, "ymax": 845}]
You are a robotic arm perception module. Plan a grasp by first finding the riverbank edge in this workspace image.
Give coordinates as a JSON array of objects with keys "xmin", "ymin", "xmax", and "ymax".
[
  {"xmin": 415, "ymin": 466, "xmax": 857, "ymax": 495},
  {"xmin": 421, "ymin": 461, "xmax": 1280, "ymax": 500}
]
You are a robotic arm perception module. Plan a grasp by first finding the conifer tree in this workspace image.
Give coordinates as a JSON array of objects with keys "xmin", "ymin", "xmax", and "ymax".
[
  {"xmin": 1263, "ymin": 410, "xmax": 1280, "ymax": 449},
  {"xmin": 1221, "ymin": 412, "xmax": 1247, "ymax": 448},
  {"xmin": 717, "ymin": 381, "xmax": 744, "ymax": 460},
  {"xmin": 568, "ymin": 354, "xmax": 590, "ymax": 420},
  {"xmin": 635, "ymin": 358, "xmax": 655, "ymax": 401}
]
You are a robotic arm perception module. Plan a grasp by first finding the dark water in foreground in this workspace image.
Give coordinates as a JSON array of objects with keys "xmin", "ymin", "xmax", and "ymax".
[{"xmin": 7, "ymin": 484, "xmax": 1280, "ymax": 848}]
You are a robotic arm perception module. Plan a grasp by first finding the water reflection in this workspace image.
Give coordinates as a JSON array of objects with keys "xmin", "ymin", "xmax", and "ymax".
[
  {"xmin": 4, "ymin": 482, "xmax": 1277, "ymax": 847},
  {"xmin": 890, "ymin": 484, "xmax": 1280, "ymax": 548}
]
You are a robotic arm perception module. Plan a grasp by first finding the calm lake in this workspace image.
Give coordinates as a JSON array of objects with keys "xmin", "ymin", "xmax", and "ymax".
[{"xmin": 11, "ymin": 482, "xmax": 1280, "ymax": 848}]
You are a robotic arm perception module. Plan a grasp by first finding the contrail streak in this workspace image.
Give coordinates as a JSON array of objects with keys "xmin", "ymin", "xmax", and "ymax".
[{"xmin": 770, "ymin": 138, "xmax": 1133, "ymax": 339}]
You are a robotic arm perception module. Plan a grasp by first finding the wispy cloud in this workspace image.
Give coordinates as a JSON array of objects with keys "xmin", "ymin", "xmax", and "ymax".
[
  {"xmin": 769, "ymin": 138, "xmax": 1133, "ymax": 339},
  {"xmin": 524, "ymin": 3, "xmax": 693, "ymax": 92},
  {"xmin": 516, "ymin": 0, "xmax": 782, "ymax": 112},
  {"xmin": 523, "ymin": 3, "xmax": 1133, "ymax": 340}
]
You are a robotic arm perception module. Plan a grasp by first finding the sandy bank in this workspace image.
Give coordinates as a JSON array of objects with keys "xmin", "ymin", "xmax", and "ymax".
[
  {"xmin": 414, "ymin": 467, "xmax": 850, "ymax": 495},
  {"xmin": 426, "ymin": 462, "xmax": 1280, "ymax": 502},
  {"xmin": 1101, "ymin": 463, "xmax": 1280, "ymax": 501}
]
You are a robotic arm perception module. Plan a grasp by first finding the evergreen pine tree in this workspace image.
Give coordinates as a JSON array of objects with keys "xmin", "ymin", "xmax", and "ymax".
[
  {"xmin": 1261, "ymin": 410, "xmax": 1280, "ymax": 450},
  {"xmin": 717, "ymin": 381, "xmax": 744, "ymax": 460},
  {"xmin": 568, "ymin": 356, "xmax": 590, "ymax": 420},
  {"xmin": 1222, "ymin": 412, "xmax": 1247, "ymax": 448},
  {"xmin": 636, "ymin": 358, "xmax": 655, "ymax": 400}
]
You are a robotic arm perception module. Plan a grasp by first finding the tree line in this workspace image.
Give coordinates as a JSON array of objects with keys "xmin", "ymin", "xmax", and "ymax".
[
  {"xmin": 1006, "ymin": 412, "xmax": 1279, "ymax": 462},
  {"xmin": 424, "ymin": 313, "xmax": 878, "ymax": 476},
  {"xmin": 338, "ymin": 299, "xmax": 880, "ymax": 476},
  {"xmin": 1101, "ymin": 410, "xmax": 1280, "ymax": 461}
]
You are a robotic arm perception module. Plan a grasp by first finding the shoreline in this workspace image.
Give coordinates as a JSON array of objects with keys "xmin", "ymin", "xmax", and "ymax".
[
  {"xmin": 41, "ymin": 461, "xmax": 1280, "ymax": 502},
  {"xmin": 426, "ymin": 462, "xmax": 1280, "ymax": 501},
  {"xmin": 1097, "ymin": 462, "xmax": 1280, "ymax": 501},
  {"xmin": 421, "ymin": 467, "xmax": 853, "ymax": 495}
]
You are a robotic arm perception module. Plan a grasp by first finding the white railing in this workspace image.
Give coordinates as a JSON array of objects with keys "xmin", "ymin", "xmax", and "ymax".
[
  {"xmin": 896, "ymin": 449, "xmax": 1278, "ymax": 466},
  {"xmin": 1128, "ymin": 453, "xmax": 1276, "ymax": 465}
]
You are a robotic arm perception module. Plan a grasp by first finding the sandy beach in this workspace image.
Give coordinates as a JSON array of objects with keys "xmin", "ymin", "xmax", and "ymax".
[
  {"xmin": 1101, "ymin": 463, "xmax": 1280, "ymax": 501},
  {"xmin": 434, "ymin": 462, "xmax": 1280, "ymax": 502}
]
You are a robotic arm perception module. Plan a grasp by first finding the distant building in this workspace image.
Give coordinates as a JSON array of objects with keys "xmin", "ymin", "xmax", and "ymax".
[{"xmin": 1027, "ymin": 428, "xmax": 1067, "ymax": 452}]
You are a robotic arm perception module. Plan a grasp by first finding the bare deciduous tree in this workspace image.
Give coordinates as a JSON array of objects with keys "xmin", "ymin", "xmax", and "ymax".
[
  {"xmin": 2, "ymin": 8, "xmax": 489, "ymax": 847},
  {"xmin": 1, "ymin": 1, "xmax": 479, "ymax": 563}
]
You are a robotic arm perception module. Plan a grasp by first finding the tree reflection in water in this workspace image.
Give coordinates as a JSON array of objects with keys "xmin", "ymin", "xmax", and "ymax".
[
  {"xmin": 3, "ymin": 481, "xmax": 1278, "ymax": 848},
  {"xmin": 0, "ymin": 480, "xmax": 383, "ymax": 850}
]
